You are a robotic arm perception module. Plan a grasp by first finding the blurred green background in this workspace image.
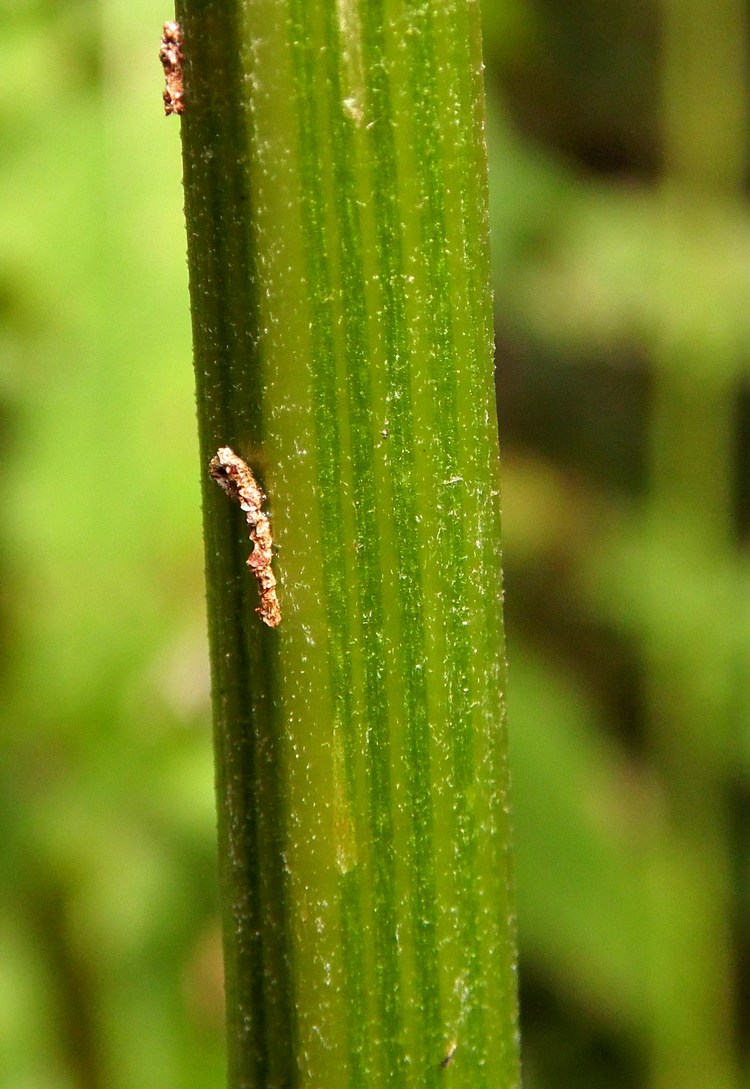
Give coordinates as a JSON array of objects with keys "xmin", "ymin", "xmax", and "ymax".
[{"xmin": 1, "ymin": 1, "xmax": 748, "ymax": 1087}]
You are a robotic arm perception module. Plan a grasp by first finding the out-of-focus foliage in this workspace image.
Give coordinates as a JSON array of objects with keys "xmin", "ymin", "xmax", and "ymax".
[
  {"xmin": 484, "ymin": 2, "xmax": 750, "ymax": 1088},
  {"xmin": 1, "ymin": 3, "xmax": 219, "ymax": 1087},
  {"xmin": 0, "ymin": 1, "xmax": 747, "ymax": 1088}
]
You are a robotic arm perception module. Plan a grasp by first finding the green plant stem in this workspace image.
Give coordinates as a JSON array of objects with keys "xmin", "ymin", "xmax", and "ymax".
[{"xmin": 177, "ymin": 2, "xmax": 519, "ymax": 1086}]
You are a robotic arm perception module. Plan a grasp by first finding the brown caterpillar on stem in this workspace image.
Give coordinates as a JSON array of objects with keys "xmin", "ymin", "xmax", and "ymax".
[
  {"xmin": 160, "ymin": 21, "xmax": 184, "ymax": 116},
  {"xmin": 209, "ymin": 448, "xmax": 281, "ymax": 628}
]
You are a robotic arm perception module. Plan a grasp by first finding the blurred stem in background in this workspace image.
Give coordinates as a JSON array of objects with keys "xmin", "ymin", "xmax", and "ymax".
[
  {"xmin": 644, "ymin": 0, "xmax": 748, "ymax": 1086},
  {"xmin": 177, "ymin": 1, "xmax": 520, "ymax": 1087}
]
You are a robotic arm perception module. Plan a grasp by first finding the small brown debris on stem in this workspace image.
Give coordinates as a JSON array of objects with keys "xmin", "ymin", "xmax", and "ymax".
[
  {"xmin": 440, "ymin": 1041, "xmax": 458, "ymax": 1069},
  {"xmin": 160, "ymin": 21, "xmax": 184, "ymax": 116},
  {"xmin": 209, "ymin": 447, "xmax": 281, "ymax": 628}
]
